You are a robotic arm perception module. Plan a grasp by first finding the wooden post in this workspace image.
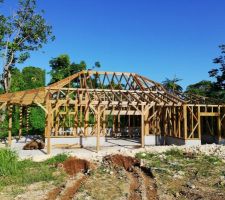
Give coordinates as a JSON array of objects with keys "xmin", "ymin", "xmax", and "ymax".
[
  {"xmin": 96, "ymin": 106, "xmax": 101, "ymax": 152},
  {"xmin": 141, "ymin": 105, "xmax": 145, "ymax": 148},
  {"xmin": 218, "ymin": 106, "xmax": 221, "ymax": 140},
  {"xmin": 8, "ymin": 104, "xmax": 12, "ymax": 147},
  {"xmin": 144, "ymin": 108, "xmax": 149, "ymax": 136},
  {"xmin": 19, "ymin": 105, "xmax": 22, "ymax": 139},
  {"xmin": 113, "ymin": 115, "xmax": 115, "ymax": 136},
  {"xmin": 183, "ymin": 105, "xmax": 187, "ymax": 139},
  {"xmin": 74, "ymin": 103, "xmax": 78, "ymax": 135},
  {"xmin": 55, "ymin": 103, "xmax": 60, "ymax": 136},
  {"xmin": 197, "ymin": 106, "xmax": 201, "ymax": 139},
  {"xmin": 26, "ymin": 106, "xmax": 30, "ymax": 135},
  {"xmin": 45, "ymin": 92, "xmax": 52, "ymax": 154},
  {"xmin": 103, "ymin": 110, "xmax": 106, "ymax": 135},
  {"xmin": 84, "ymin": 106, "xmax": 89, "ymax": 136},
  {"xmin": 80, "ymin": 105, "xmax": 83, "ymax": 133}
]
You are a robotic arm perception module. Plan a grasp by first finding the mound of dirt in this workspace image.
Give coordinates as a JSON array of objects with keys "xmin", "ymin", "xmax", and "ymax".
[
  {"xmin": 103, "ymin": 154, "xmax": 140, "ymax": 171},
  {"xmin": 23, "ymin": 140, "xmax": 45, "ymax": 150},
  {"xmin": 62, "ymin": 157, "xmax": 90, "ymax": 176}
]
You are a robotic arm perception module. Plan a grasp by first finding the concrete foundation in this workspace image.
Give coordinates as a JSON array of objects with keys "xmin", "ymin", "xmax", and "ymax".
[
  {"xmin": 144, "ymin": 135, "xmax": 166, "ymax": 145},
  {"xmin": 144, "ymin": 135, "xmax": 156, "ymax": 145},
  {"xmin": 165, "ymin": 136, "xmax": 201, "ymax": 146},
  {"xmin": 47, "ymin": 136, "xmax": 106, "ymax": 147}
]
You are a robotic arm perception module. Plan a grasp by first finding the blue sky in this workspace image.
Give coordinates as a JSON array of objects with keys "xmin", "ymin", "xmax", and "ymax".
[{"xmin": 1, "ymin": 0, "xmax": 225, "ymax": 89}]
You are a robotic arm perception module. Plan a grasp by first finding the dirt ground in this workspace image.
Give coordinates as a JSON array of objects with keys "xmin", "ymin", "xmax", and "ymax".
[
  {"xmin": 45, "ymin": 154, "xmax": 158, "ymax": 200},
  {"xmin": 1, "ymin": 150, "xmax": 224, "ymax": 200}
]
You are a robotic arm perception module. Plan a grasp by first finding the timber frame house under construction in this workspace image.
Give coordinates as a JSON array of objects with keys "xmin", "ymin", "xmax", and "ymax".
[{"xmin": 0, "ymin": 70, "xmax": 224, "ymax": 154}]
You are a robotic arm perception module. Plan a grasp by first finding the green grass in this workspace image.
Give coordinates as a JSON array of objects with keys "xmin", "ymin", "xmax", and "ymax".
[
  {"xmin": 0, "ymin": 148, "xmax": 68, "ymax": 191},
  {"xmin": 136, "ymin": 148, "xmax": 225, "ymax": 196},
  {"xmin": 44, "ymin": 153, "xmax": 68, "ymax": 165}
]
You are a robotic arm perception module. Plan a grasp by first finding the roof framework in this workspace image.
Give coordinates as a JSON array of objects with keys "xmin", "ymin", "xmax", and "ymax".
[{"xmin": 0, "ymin": 70, "xmax": 225, "ymax": 154}]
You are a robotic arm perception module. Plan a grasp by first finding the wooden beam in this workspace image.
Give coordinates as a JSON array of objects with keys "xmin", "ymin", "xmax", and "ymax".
[
  {"xmin": 8, "ymin": 104, "xmax": 13, "ymax": 147},
  {"xmin": 141, "ymin": 105, "xmax": 145, "ymax": 147},
  {"xmin": 96, "ymin": 106, "xmax": 101, "ymax": 152}
]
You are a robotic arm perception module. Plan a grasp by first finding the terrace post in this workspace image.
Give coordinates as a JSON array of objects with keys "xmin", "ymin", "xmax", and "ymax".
[
  {"xmin": 96, "ymin": 106, "xmax": 101, "ymax": 152},
  {"xmin": 141, "ymin": 104, "xmax": 145, "ymax": 148},
  {"xmin": 8, "ymin": 104, "xmax": 12, "ymax": 147},
  {"xmin": 183, "ymin": 105, "xmax": 187, "ymax": 139}
]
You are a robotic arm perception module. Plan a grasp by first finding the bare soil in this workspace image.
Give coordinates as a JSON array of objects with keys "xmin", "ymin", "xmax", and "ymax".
[{"xmin": 45, "ymin": 154, "xmax": 158, "ymax": 200}]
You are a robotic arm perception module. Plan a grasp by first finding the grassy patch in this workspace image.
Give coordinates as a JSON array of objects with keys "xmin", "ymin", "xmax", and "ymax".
[
  {"xmin": 0, "ymin": 148, "xmax": 67, "ymax": 192},
  {"xmin": 44, "ymin": 153, "xmax": 69, "ymax": 165}
]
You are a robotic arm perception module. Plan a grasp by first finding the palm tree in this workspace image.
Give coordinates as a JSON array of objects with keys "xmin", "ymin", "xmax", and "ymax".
[{"xmin": 162, "ymin": 76, "xmax": 183, "ymax": 93}]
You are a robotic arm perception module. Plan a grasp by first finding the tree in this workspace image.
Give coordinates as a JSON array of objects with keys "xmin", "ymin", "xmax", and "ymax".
[
  {"xmin": 162, "ymin": 76, "xmax": 183, "ymax": 93},
  {"xmin": 209, "ymin": 45, "xmax": 225, "ymax": 90},
  {"xmin": 0, "ymin": 66, "xmax": 46, "ymax": 137},
  {"xmin": 186, "ymin": 80, "xmax": 213, "ymax": 96},
  {"xmin": 49, "ymin": 54, "xmax": 101, "ymax": 84},
  {"xmin": 0, "ymin": 0, "xmax": 54, "ymax": 92},
  {"xmin": 22, "ymin": 66, "xmax": 45, "ymax": 89}
]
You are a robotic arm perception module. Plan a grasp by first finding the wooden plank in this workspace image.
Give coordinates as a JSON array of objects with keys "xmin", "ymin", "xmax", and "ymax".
[{"xmin": 200, "ymin": 112, "xmax": 219, "ymax": 117}]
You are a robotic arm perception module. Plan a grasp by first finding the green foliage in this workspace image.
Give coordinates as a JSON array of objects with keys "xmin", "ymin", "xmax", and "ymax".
[
  {"xmin": 44, "ymin": 153, "xmax": 69, "ymax": 165},
  {"xmin": 0, "ymin": 0, "xmax": 54, "ymax": 92},
  {"xmin": 0, "ymin": 66, "xmax": 45, "ymax": 138},
  {"xmin": 22, "ymin": 67, "xmax": 45, "ymax": 89},
  {"xmin": 48, "ymin": 54, "xmax": 101, "ymax": 85},
  {"xmin": 10, "ymin": 68, "xmax": 25, "ymax": 92},
  {"xmin": 0, "ymin": 149, "xmax": 18, "ymax": 176},
  {"xmin": 29, "ymin": 107, "xmax": 45, "ymax": 134},
  {"xmin": 49, "ymin": 54, "xmax": 87, "ymax": 84},
  {"xmin": 209, "ymin": 45, "xmax": 225, "ymax": 90},
  {"xmin": 186, "ymin": 80, "xmax": 213, "ymax": 96},
  {"xmin": 162, "ymin": 76, "xmax": 183, "ymax": 93},
  {"xmin": 164, "ymin": 148, "xmax": 184, "ymax": 158}
]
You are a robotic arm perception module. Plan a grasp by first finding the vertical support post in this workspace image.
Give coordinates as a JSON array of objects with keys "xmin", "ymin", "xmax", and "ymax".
[
  {"xmin": 74, "ymin": 103, "xmax": 78, "ymax": 135},
  {"xmin": 217, "ymin": 106, "xmax": 221, "ymax": 140},
  {"xmin": 197, "ymin": 106, "xmax": 201, "ymax": 139},
  {"xmin": 84, "ymin": 106, "xmax": 89, "ymax": 136},
  {"xmin": 19, "ymin": 105, "xmax": 22, "ymax": 139},
  {"xmin": 113, "ymin": 115, "xmax": 115, "ymax": 136},
  {"xmin": 183, "ymin": 105, "xmax": 187, "ymax": 139},
  {"xmin": 103, "ymin": 110, "xmax": 106, "ymax": 136},
  {"xmin": 80, "ymin": 105, "xmax": 83, "ymax": 133},
  {"xmin": 26, "ymin": 106, "xmax": 30, "ymax": 135},
  {"xmin": 8, "ymin": 104, "xmax": 12, "ymax": 147},
  {"xmin": 45, "ymin": 92, "xmax": 52, "ymax": 155},
  {"xmin": 96, "ymin": 106, "xmax": 101, "ymax": 152},
  {"xmin": 144, "ymin": 108, "xmax": 149, "ymax": 136},
  {"xmin": 141, "ymin": 105, "xmax": 145, "ymax": 148},
  {"xmin": 178, "ymin": 107, "xmax": 181, "ymax": 138}
]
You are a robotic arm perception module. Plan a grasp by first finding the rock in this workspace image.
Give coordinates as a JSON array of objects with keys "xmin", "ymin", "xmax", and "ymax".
[
  {"xmin": 178, "ymin": 171, "xmax": 185, "ymax": 176},
  {"xmin": 186, "ymin": 182, "xmax": 196, "ymax": 189},
  {"xmin": 175, "ymin": 192, "xmax": 180, "ymax": 198},
  {"xmin": 173, "ymin": 174, "xmax": 183, "ymax": 179}
]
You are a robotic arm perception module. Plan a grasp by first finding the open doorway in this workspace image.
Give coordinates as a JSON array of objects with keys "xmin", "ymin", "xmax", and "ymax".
[
  {"xmin": 105, "ymin": 115, "xmax": 141, "ymax": 147},
  {"xmin": 201, "ymin": 116, "xmax": 219, "ymax": 144}
]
